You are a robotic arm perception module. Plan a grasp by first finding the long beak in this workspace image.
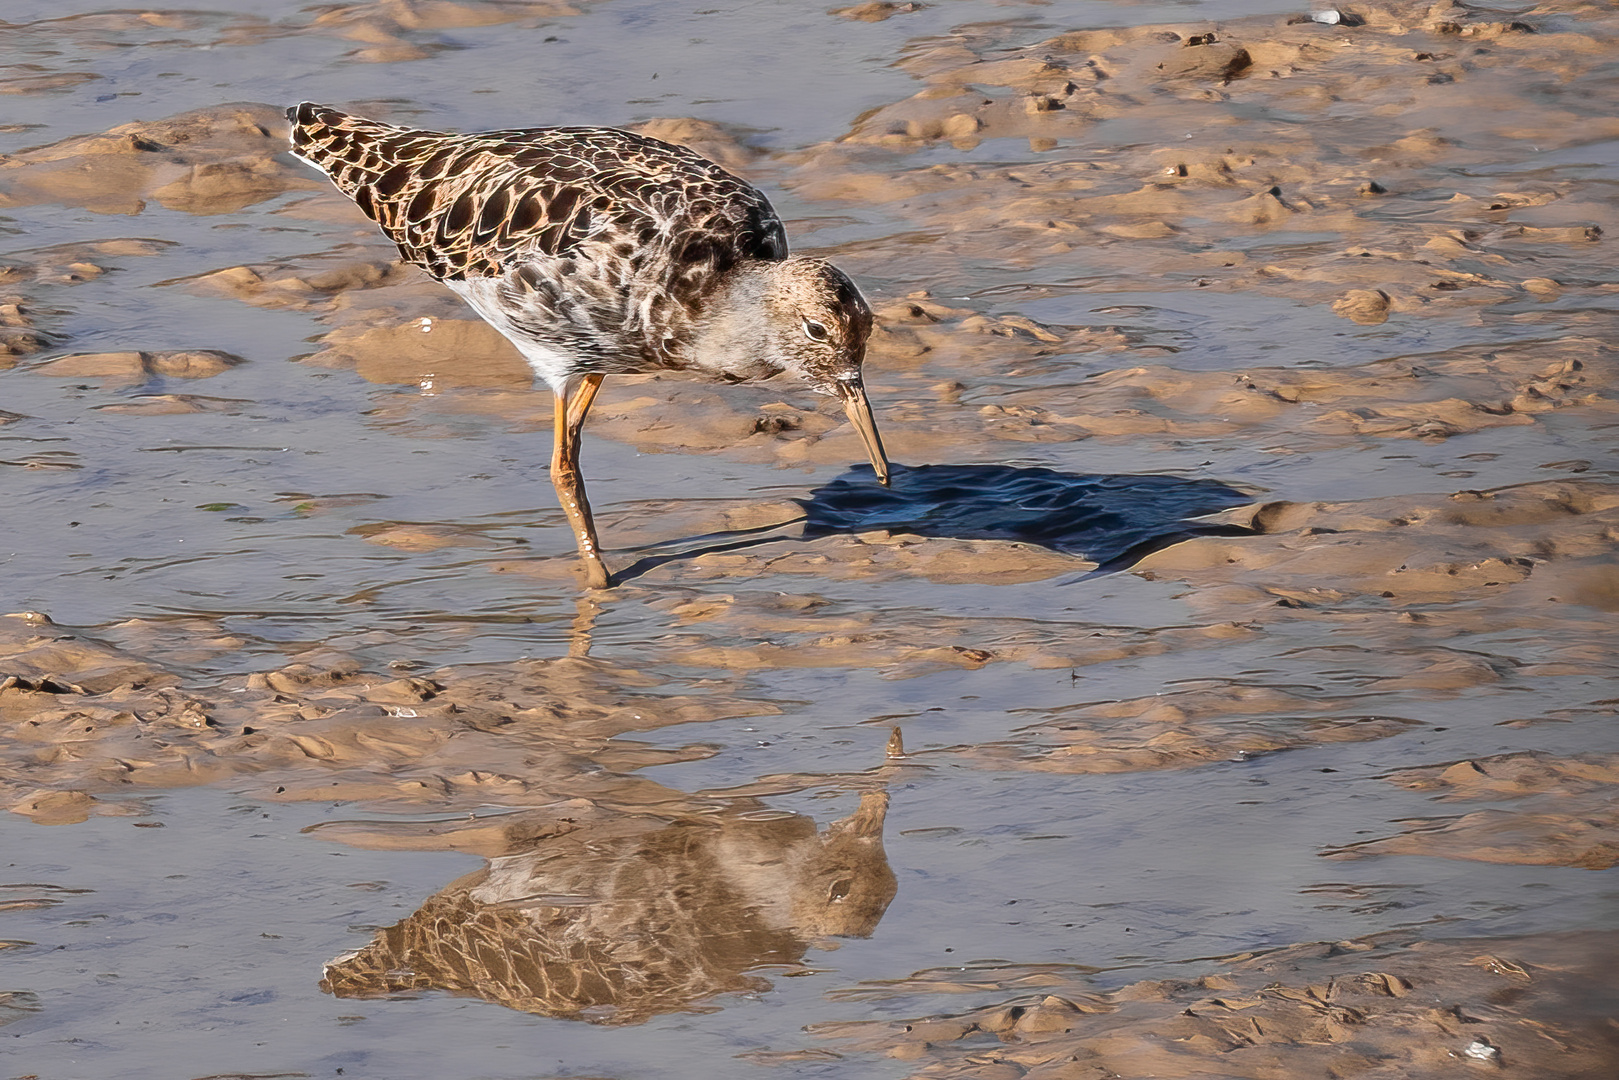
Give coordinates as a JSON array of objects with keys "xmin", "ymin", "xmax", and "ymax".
[{"xmin": 834, "ymin": 377, "xmax": 891, "ymax": 486}]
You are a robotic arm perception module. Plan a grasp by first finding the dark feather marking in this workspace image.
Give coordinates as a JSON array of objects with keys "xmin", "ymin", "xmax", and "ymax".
[
  {"xmin": 374, "ymin": 162, "xmax": 413, "ymax": 198},
  {"xmin": 679, "ymin": 238, "xmax": 714, "ymax": 267},
  {"xmin": 546, "ymin": 186, "xmax": 582, "ymax": 230},
  {"xmin": 535, "ymin": 225, "xmax": 566, "ymax": 255},
  {"xmin": 443, "ymin": 191, "xmax": 477, "ymax": 237},
  {"xmin": 475, "ymin": 185, "xmax": 511, "ymax": 243},
  {"xmin": 405, "ymin": 185, "xmax": 438, "ymax": 225},
  {"xmin": 508, "ymin": 192, "xmax": 545, "ymax": 234},
  {"xmin": 414, "ymin": 146, "xmax": 460, "ymax": 182}
]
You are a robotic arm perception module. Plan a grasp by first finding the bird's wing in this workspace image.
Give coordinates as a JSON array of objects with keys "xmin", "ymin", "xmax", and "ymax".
[{"xmin": 286, "ymin": 103, "xmax": 788, "ymax": 288}]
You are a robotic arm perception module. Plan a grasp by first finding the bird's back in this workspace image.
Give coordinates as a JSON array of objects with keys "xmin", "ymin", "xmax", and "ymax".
[{"xmin": 286, "ymin": 103, "xmax": 790, "ymax": 372}]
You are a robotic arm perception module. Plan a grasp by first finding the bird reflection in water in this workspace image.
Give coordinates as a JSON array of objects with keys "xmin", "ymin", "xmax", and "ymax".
[{"xmin": 319, "ymin": 790, "xmax": 895, "ymax": 1024}]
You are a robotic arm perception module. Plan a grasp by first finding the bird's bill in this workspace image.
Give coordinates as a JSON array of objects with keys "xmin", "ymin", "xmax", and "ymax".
[{"xmin": 834, "ymin": 378, "xmax": 892, "ymax": 486}]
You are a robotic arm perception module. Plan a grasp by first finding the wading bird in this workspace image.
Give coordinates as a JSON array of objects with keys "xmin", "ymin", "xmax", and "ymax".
[{"xmin": 287, "ymin": 103, "xmax": 890, "ymax": 588}]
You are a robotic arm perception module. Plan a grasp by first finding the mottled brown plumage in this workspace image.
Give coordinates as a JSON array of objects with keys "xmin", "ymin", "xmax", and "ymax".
[
  {"xmin": 287, "ymin": 103, "xmax": 891, "ymax": 587},
  {"xmin": 320, "ymin": 792, "xmax": 896, "ymax": 1024}
]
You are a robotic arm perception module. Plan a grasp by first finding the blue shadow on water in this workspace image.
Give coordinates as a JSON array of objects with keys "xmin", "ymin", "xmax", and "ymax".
[
  {"xmin": 802, "ymin": 463, "xmax": 1255, "ymax": 572},
  {"xmin": 612, "ymin": 463, "xmax": 1255, "ymax": 584}
]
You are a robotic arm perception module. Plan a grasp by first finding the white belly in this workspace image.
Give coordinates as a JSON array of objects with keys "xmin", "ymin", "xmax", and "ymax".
[{"xmin": 446, "ymin": 276, "xmax": 597, "ymax": 395}]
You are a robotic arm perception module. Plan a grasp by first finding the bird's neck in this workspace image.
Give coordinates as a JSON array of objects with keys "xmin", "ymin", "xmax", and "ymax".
[{"xmin": 686, "ymin": 261, "xmax": 783, "ymax": 382}]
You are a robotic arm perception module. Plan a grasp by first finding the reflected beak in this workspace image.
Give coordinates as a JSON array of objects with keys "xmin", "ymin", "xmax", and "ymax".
[{"xmin": 833, "ymin": 377, "xmax": 891, "ymax": 486}]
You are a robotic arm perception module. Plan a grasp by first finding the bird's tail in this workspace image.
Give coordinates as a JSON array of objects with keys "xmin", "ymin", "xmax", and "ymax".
[{"xmin": 284, "ymin": 102, "xmax": 418, "ymax": 187}]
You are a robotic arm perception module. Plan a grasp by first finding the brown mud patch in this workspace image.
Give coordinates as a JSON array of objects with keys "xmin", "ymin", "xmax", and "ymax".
[
  {"xmin": 0, "ymin": 611, "xmax": 774, "ymax": 823},
  {"xmin": 979, "ymin": 338, "xmax": 1617, "ymax": 448},
  {"xmin": 640, "ymin": 590, "xmax": 1260, "ymax": 678},
  {"xmin": 1324, "ymin": 750, "xmax": 1619, "ymax": 869},
  {"xmin": 812, "ymin": 930, "xmax": 1619, "ymax": 1079},
  {"xmin": 0, "ymin": 104, "xmax": 316, "ymax": 215},
  {"xmin": 1136, "ymin": 478, "xmax": 1619, "ymax": 617},
  {"xmin": 3, "ymin": 4, "xmax": 598, "ymax": 82},
  {"xmin": 947, "ymin": 681, "xmax": 1419, "ymax": 774},
  {"xmin": 494, "ymin": 530, "xmax": 1089, "ymax": 589},
  {"xmin": 0, "ymin": 239, "xmax": 170, "ymax": 367},
  {"xmin": 31, "ymin": 349, "xmax": 243, "ymax": 384},
  {"xmin": 298, "ymin": 1, "xmax": 593, "ymax": 63},
  {"xmin": 789, "ymin": 0, "xmax": 1619, "ymax": 317}
]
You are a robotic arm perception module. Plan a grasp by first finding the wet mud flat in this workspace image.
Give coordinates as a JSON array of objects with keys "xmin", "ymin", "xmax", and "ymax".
[{"xmin": 3, "ymin": 0, "xmax": 1619, "ymax": 1078}]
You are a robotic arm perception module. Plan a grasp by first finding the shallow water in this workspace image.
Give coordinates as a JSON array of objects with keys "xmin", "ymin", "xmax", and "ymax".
[{"xmin": 3, "ymin": 0, "xmax": 1619, "ymax": 1078}]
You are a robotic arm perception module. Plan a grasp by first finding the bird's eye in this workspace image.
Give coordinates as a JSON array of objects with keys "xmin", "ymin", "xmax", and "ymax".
[{"xmin": 803, "ymin": 320, "xmax": 829, "ymax": 343}]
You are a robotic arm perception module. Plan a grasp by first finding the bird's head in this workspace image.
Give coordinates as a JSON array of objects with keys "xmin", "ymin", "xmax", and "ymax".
[{"xmin": 755, "ymin": 257, "xmax": 890, "ymax": 485}]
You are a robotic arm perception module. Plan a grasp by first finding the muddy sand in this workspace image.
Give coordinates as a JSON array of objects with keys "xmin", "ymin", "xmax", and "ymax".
[{"xmin": 1, "ymin": 1, "xmax": 1617, "ymax": 1078}]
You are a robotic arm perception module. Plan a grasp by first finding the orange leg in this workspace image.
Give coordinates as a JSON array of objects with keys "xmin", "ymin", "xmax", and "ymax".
[{"xmin": 550, "ymin": 374, "xmax": 610, "ymax": 589}]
